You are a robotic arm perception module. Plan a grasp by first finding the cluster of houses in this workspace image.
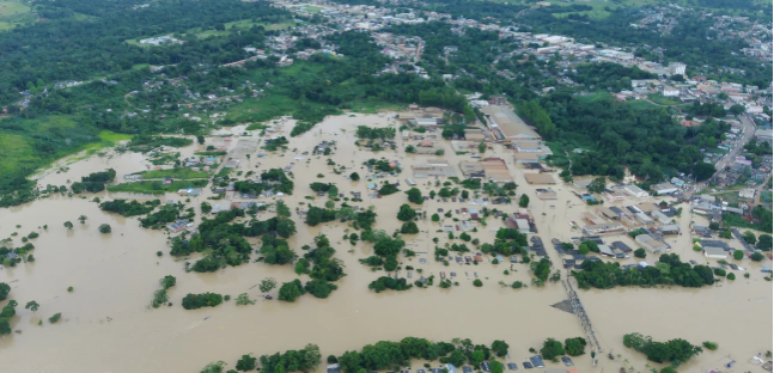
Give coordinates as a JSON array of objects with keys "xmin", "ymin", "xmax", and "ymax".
[{"xmin": 690, "ymin": 194, "xmax": 745, "ymax": 223}]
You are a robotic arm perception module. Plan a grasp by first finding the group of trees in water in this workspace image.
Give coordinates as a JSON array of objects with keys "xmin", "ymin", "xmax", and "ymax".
[
  {"xmin": 169, "ymin": 202, "xmax": 296, "ymax": 272},
  {"xmin": 337, "ymin": 337, "xmax": 509, "ymax": 373},
  {"xmin": 573, "ymin": 253, "xmax": 719, "ymax": 289},
  {"xmin": 71, "ymin": 169, "xmax": 116, "ymax": 194},
  {"xmin": 624, "ymin": 333, "xmax": 703, "ymax": 368}
]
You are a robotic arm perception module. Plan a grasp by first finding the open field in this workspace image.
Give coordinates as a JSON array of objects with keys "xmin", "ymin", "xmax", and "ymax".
[
  {"xmin": 108, "ymin": 179, "xmax": 208, "ymax": 194},
  {"xmin": 647, "ymin": 93, "xmax": 684, "ymax": 106},
  {"xmin": 346, "ymin": 100, "xmax": 406, "ymax": 114},
  {"xmin": 138, "ymin": 168, "xmax": 211, "ymax": 180},
  {"xmin": 194, "ymin": 20, "xmax": 294, "ymax": 38},
  {"xmin": 624, "ymin": 99, "xmax": 662, "ymax": 111},
  {"xmin": 576, "ymin": 91, "xmax": 613, "ymax": 104},
  {"xmin": 296, "ymin": 5, "xmax": 322, "ymax": 13},
  {"xmin": 0, "ymin": 0, "xmax": 31, "ymax": 30},
  {"xmin": 0, "ymin": 116, "xmax": 106, "ymax": 178}
]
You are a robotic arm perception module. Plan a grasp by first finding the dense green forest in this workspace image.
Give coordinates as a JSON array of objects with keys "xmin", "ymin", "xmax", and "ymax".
[
  {"xmin": 539, "ymin": 88, "xmax": 727, "ymax": 181},
  {"xmin": 0, "ymin": 0, "xmax": 289, "ymax": 103}
]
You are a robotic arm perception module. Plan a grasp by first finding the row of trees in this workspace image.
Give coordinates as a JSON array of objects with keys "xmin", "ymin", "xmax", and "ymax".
[
  {"xmin": 573, "ymin": 253, "xmax": 716, "ymax": 289},
  {"xmin": 356, "ymin": 126, "xmax": 396, "ymax": 140},
  {"xmin": 181, "ymin": 292, "xmax": 223, "ymax": 310},
  {"xmin": 337, "ymin": 337, "xmax": 509, "ymax": 373},
  {"xmin": 100, "ymin": 199, "xmax": 159, "ymax": 217},
  {"xmin": 71, "ymin": 168, "xmax": 116, "ymax": 194},
  {"xmin": 623, "ymin": 333, "xmax": 702, "ymax": 367},
  {"xmin": 539, "ymin": 337, "xmax": 586, "ymax": 361}
]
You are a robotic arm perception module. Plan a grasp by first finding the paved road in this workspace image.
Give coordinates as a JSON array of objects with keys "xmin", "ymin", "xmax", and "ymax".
[{"xmin": 691, "ymin": 114, "xmax": 758, "ymax": 195}]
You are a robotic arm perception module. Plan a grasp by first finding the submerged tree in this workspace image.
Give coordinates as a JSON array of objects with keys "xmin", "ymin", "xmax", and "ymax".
[
  {"xmin": 25, "ymin": 300, "xmax": 40, "ymax": 312},
  {"xmin": 259, "ymin": 277, "xmax": 277, "ymax": 297}
]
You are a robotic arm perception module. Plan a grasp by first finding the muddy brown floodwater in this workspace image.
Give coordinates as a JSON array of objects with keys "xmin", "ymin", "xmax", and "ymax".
[{"xmin": 1, "ymin": 114, "xmax": 771, "ymax": 373}]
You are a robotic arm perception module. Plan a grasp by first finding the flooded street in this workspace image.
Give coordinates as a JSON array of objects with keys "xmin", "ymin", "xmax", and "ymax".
[{"xmin": 1, "ymin": 114, "xmax": 771, "ymax": 373}]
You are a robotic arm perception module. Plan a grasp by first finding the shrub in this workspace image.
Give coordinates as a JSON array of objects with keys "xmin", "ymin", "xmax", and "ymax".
[
  {"xmin": 235, "ymin": 293, "xmax": 255, "ymax": 306},
  {"xmin": 692, "ymin": 245, "xmax": 702, "ymax": 252},
  {"xmin": 236, "ymin": 354, "xmax": 257, "ymax": 371},
  {"xmin": 713, "ymin": 268, "xmax": 726, "ymax": 277},
  {"xmin": 278, "ymin": 279, "xmax": 306, "ymax": 302},
  {"xmin": 702, "ymin": 341, "xmax": 718, "ymax": 350},
  {"xmin": 634, "ymin": 248, "xmax": 646, "ymax": 258},
  {"xmin": 540, "ymin": 338, "xmax": 565, "ymax": 361},
  {"xmin": 473, "ymin": 279, "xmax": 483, "ymax": 287},
  {"xmin": 0, "ymin": 283, "xmax": 9, "ymax": 300},
  {"xmin": 49, "ymin": 313, "xmax": 62, "ymax": 323},
  {"xmin": 726, "ymin": 273, "xmax": 736, "ymax": 280},
  {"xmin": 564, "ymin": 337, "xmax": 587, "ymax": 356},
  {"xmin": 400, "ymin": 222, "xmax": 420, "ymax": 234},
  {"xmin": 733, "ymin": 250, "xmax": 744, "ymax": 260},
  {"xmin": 304, "ymin": 279, "xmax": 338, "ymax": 299},
  {"xmin": 751, "ymin": 252, "xmax": 764, "ymax": 262},
  {"xmin": 98, "ymin": 224, "xmax": 112, "ymax": 234},
  {"xmin": 327, "ymin": 355, "xmax": 338, "ymax": 364},
  {"xmin": 67, "ymin": 286, "xmax": 74, "ymax": 292},
  {"xmin": 181, "ymin": 293, "xmax": 223, "ymax": 309},
  {"xmin": 511, "ymin": 281, "xmax": 523, "ymax": 289}
]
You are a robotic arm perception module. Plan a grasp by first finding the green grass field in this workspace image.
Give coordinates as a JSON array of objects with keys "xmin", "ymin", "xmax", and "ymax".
[
  {"xmin": 108, "ymin": 179, "xmax": 208, "ymax": 195},
  {"xmin": 1, "ymin": 116, "xmax": 116, "ymax": 178},
  {"xmin": 296, "ymin": 5, "xmax": 322, "ymax": 13},
  {"xmin": 714, "ymin": 191, "xmax": 742, "ymax": 207},
  {"xmin": 79, "ymin": 130, "xmax": 133, "ymax": 152},
  {"xmin": 347, "ymin": 100, "xmax": 406, "ymax": 114},
  {"xmin": 131, "ymin": 63, "xmax": 151, "ymax": 71},
  {"xmin": 577, "ymin": 92, "xmax": 613, "ymax": 104},
  {"xmin": 0, "ymin": 133, "xmax": 33, "ymax": 176},
  {"xmin": 138, "ymin": 168, "xmax": 210, "ymax": 179},
  {"xmin": 230, "ymin": 95, "xmax": 305, "ymax": 129},
  {"xmin": 545, "ymin": 0, "xmax": 662, "ymax": 19},
  {"xmin": 0, "ymin": 1, "xmax": 33, "ymax": 31},
  {"xmin": 194, "ymin": 151, "xmax": 228, "ymax": 156},
  {"xmin": 127, "ymin": 20, "xmax": 294, "ymax": 44},
  {"xmin": 647, "ymin": 93, "xmax": 684, "ymax": 106},
  {"xmin": 624, "ymin": 99, "xmax": 661, "ymax": 111},
  {"xmin": 194, "ymin": 20, "xmax": 294, "ymax": 39}
]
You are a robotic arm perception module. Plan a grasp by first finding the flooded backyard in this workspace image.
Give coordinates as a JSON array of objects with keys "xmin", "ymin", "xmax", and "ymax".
[{"xmin": 0, "ymin": 114, "xmax": 771, "ymax": 373}]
